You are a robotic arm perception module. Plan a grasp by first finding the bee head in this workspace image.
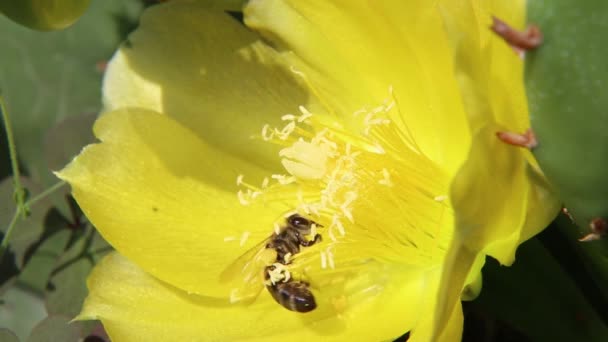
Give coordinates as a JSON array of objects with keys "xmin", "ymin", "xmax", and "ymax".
[{"xmin": 286, "ymin": 214, "xmax": 317, "ymax": 231}]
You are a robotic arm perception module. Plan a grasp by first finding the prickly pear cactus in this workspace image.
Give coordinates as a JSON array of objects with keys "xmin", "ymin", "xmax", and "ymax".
[{"xmin": 525, "ymin": 1, "xmax": 608, "ymax": 239}]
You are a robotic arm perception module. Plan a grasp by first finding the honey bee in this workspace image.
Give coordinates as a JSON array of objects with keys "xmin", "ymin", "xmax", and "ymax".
[
  {"xmin": 267, "ymin": 214, "xmax": 322, "ymax": 264},
  {"xmin": 264, "ymin": 264, "xmax": 317, "ymax": 313},
  {"xmin": 220, "ymin": 214, "xmax": 322, "ymax": 312},
  {"xmin": 264, "ymin": 214, "xmax": 321, "ymax": 312}
]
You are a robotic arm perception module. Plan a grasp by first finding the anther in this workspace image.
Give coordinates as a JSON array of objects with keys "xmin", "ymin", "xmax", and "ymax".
[
  {"xmin": 239, "ymin": 231, "xmax": 250, "ymax": 246},
  {"xmin": 320, "ymin": 251, "xmax": 327, "ymax": 269},
  {"xmin": 261, "ymin": 124, "xmax": 273, "ymax": 141},
  {"xmin": 327, "ymin": 248, "xmax": 336, "ymax": 269},
  {"xmin": 379, "ymin": 168, "xmax": 393, "ymax": 187},
  {"xmin": 298, "ymin": 106, "xmax": 313, "ymax": 122},
  {"xmin": 281, "ymin": 114, "xmax": 296, "ymax": 121},
  {"xmin": 237, "ymin": 190, "xmax": 250, "ymax": 206}
]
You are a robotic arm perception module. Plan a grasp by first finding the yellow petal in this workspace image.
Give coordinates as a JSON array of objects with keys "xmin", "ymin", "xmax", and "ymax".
[
  {"xmin": 433, "ymin": 2, "xmax": 561, "ymax": 338},
  {"xmin": 452, "ymin": 123, "xmax": 529, "ymax": 263},
  {"xmin": 487, "ymin": 0, "xmax": 530, "ymax": 131},
  {"xmin": 245, "ymin": 0, "xmax": 470, "ymax": 176},
  {"xmin": 515, "ymin": 164, "xmax": 561, "ymax": 253},
  {"xmin": 57, "ymin": 108, "xmax": 291, "ymax": 297},
  {"xmin": 437, "ymin": 303, "xmax": 464, "ymax": 342},
  {"xmin": 433, "ymin": 123, "xmax": 528, "ymax": 339},
  {"xmin": 439, "ymin": 0, "xmax": 529, "ymax": 132},
  {"xmin": 80, "ymin": 252, "xmax": 434, "ymax": 341},
  {"xmin": 103, "ymin": 0, "xmax": 312, "ymax": 169},
  {"xmin": 408, "ymin": 268, "xmax": 463, "ymax": 342},
  {"xmin": 433, "ymin": 239, "xmax": 477, "ymax": 341},
  {"xmin": 438, "ymin": 0, "xmax": 492, "ymax": 134},
  {"xmin": 439, "ymin": 0, "xmax": 560, "ymax": 265}
]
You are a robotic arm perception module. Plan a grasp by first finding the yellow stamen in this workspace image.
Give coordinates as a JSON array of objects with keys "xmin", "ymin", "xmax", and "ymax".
[
  {"xmin": 234, "ymin": 84, "xmax": 452, "ymax": 293},
  {"xmin": 239, "ymin": 231, "xmax": 250, "ymax": 247}
]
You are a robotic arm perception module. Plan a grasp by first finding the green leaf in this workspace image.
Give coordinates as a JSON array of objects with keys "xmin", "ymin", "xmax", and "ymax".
[
  {"xmin": 0, "ymin": 176, "xmax": 50, "ymax": 268},
  {"xmin": 44, "ymin": 113, "xmax": 97, "ymax": 172},
  {"xmin": 526, "ymin": 1, "xmax": 608, "ymax": 231},
  {"xmin": 0, "ymin": 0, "xmax": 91, "ymax": 31},
  {"xmin": 45, "ymin": 229, "xmax": 111, "ymax": 317},
  {"xmin": 27, "ymin": 316, "xmax": 81, "ymax": 342},
  {"xmin": 17, "ymin": 214, "xmax": 71, "ymax": 293},
  {"xmin": 471, "ymin": 237, "xmax": 608, "ymax": 341},
  {"xmin": 0, "ymin": 0, "xmax": 143, "ymax": 189},
  {"xmin": 43, "ymin": 113, "xmax": 97, "ymax": 215},
  {"xmin": 0, "ymin": 247, "xmax": 19, "ymax": 295},
  {"xmin": 0, "ymin": 286, "xmax": 47, "ymax": 341},
  {"xmin": 45, "ymin": 257, "xmax": 89, "ymax": 318},
  {"xmin": 0, "ymin": 329, "xmax": 19, "ymax": 342}
]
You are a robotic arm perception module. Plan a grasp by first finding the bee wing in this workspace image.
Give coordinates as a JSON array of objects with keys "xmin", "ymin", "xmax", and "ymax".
[
  {"xmin": 299, "ymin": 256, "xmax": 393, "ymax": 315},
  {"xmin": 219, "ymin": 236, "xmax": 277, "ymax": 304},
  {"xmin": 219, "ymin": 236, "xmax": 270, "ymax": 283}
]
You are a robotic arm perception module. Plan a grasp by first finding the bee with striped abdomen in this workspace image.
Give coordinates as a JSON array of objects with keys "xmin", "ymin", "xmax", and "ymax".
[
  {"xmin": 264, "ymin": 263, "xmax": 316, "ymax": 313},
  {"xmin": 220, "ymin": 213, "xmax": 322, "ymax": 312}
]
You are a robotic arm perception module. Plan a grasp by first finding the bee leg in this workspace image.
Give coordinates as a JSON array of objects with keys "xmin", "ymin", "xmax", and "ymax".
[{"xmin": 299, "ymin": 234, "xmax": 322, "ymax": 247}]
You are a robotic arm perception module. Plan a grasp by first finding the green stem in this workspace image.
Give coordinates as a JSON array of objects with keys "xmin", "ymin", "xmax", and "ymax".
[
  {"xmin": 0, "ymin": 181, "xmax": 67, "ymax": 261},
  {"xmin": 0, "ymin": 96, "xmax": 26, "ymax": 214},
  {"xmin": 0, "ymin": 95, "xmax": 29, "ymax": 262},
  {"xmin": 26, "ymin": 180, "xmax": 66, "ymax": 207},
  {"xmin": 0, "ymin": 211, "xmax": 20, "ymax": 261}
]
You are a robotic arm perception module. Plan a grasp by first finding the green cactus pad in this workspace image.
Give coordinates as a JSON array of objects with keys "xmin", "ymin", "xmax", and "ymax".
[{"xmin": 526, "ymin": 1, "xmax": 608, "ymax": 235}]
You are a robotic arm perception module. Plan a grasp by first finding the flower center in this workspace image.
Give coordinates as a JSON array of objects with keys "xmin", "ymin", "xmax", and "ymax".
[
  {"xmin": 237, "ymin": 88, "xmax": 452, "ymax": 267},
  {"xmin": 230, "ymin": 86, "xmax": 453, "ymax": 310}
]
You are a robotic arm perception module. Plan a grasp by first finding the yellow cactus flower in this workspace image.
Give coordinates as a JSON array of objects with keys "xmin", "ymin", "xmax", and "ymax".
[
  {"xmin": 57, "ymin": 0, "xmax": 559, "ymax": 341},
  {"xmin": 432, "ymin": 1, "xmax": 561, "ymax": 339}
]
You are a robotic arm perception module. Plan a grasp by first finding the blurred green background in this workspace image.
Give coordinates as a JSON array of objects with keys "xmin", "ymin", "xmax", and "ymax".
[{"xmin": 1, "ymin": 1, "xmax": 142, "ymax": 340}]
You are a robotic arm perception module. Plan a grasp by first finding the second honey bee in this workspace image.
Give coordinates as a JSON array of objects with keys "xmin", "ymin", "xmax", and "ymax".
[
  {"xmin": 221, "ymin": 213, "xmax": 323, "ymax": 313},
  {"xmin": 266, "ymin": 214, "xmax": 322, "ymax": 264},
  {"xmin": 264, "ymin": 214, "xmax": 322, "ymax": 313},
  {"xmin": 264, "ymin": 263, "xmax": 317, "ymax": 313}
]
